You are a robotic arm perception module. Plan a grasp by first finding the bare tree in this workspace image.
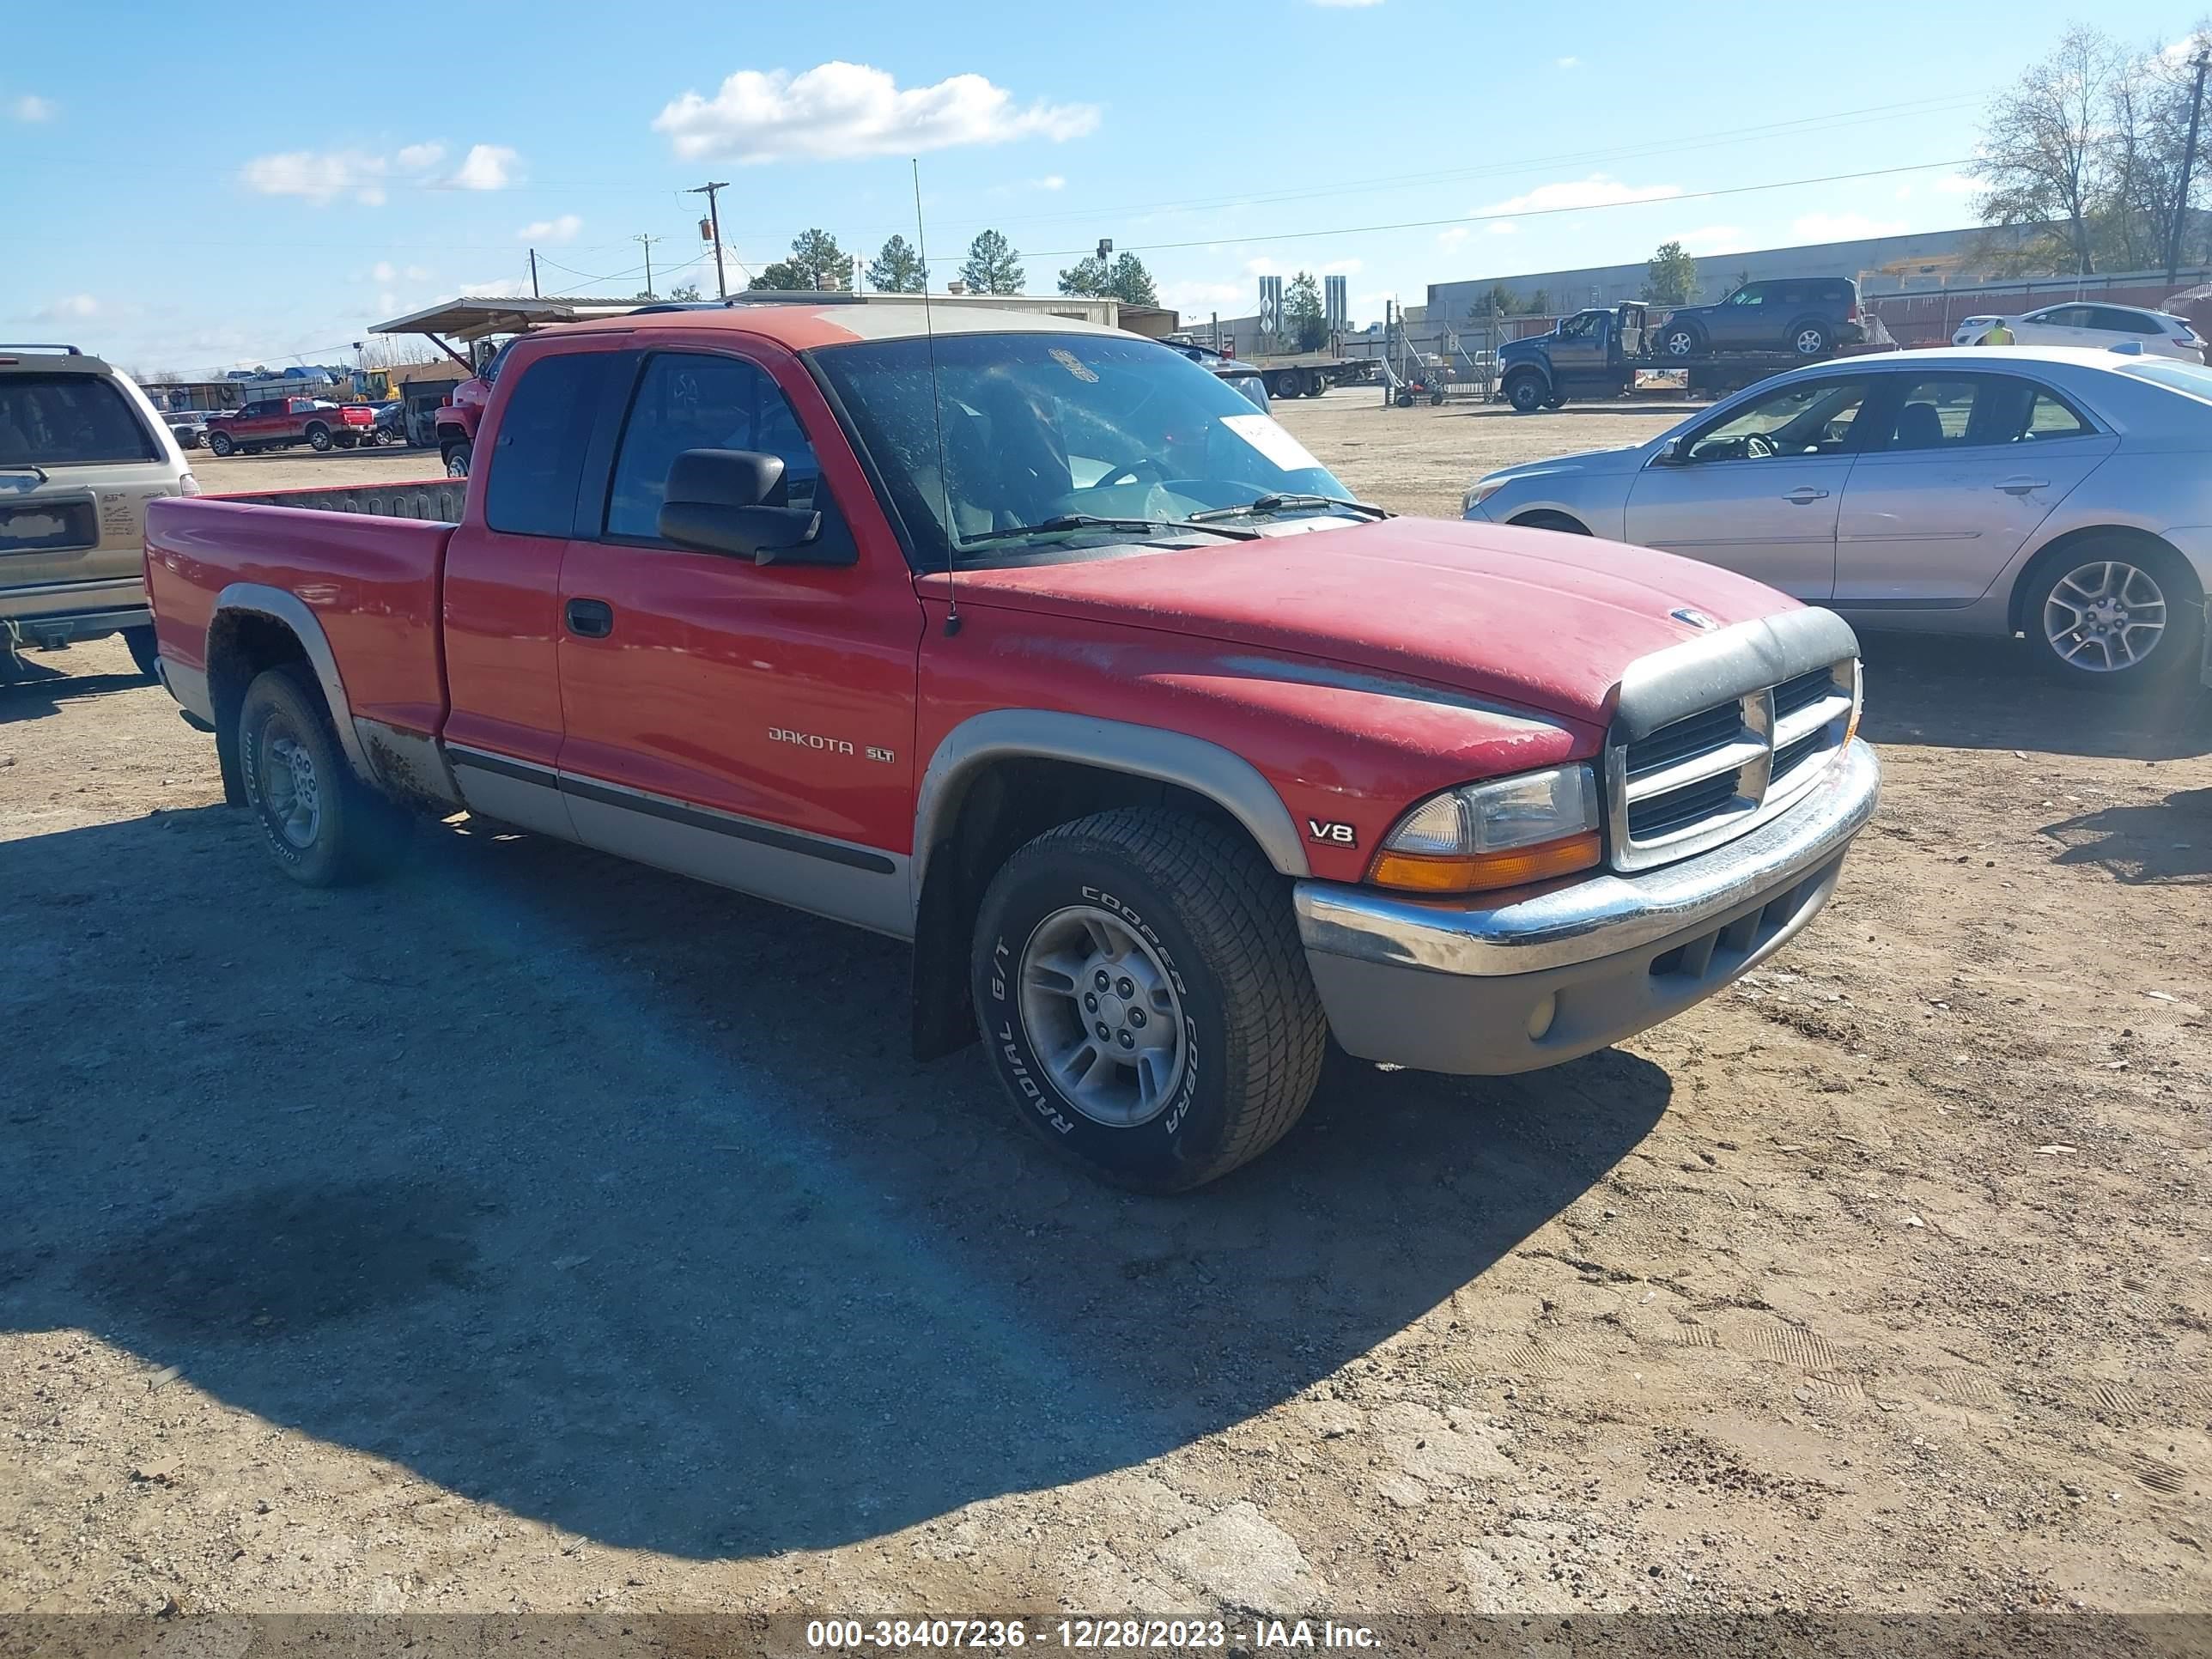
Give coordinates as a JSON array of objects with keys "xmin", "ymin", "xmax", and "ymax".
[{"xmin": 1975, "ymin": 25, "xmax": 2118, "ymax": 274}]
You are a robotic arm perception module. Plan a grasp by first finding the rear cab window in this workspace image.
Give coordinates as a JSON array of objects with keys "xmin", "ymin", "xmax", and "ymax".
[
  {"xmin": 483, "ymin": 351, "xmax": 615, "ymax": 538},
  {"xmin": 0, "ymin": 373, "xmax": 161, "ymax": 467}
]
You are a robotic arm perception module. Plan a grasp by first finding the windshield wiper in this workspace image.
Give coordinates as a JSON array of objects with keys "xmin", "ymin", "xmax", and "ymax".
[
  {"xmin": 1188, "ymin": 493, "xmax": 1389, "ymax": 524},
  {"xmin": 955, "ymin": 514, "xmax": 1263, "ymax": 550}
]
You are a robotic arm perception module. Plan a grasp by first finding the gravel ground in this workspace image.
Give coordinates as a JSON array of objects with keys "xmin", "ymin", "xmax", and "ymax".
[{"xmin": 3, "ymin": 394, "xmax": 2209, "ymax": 1636}]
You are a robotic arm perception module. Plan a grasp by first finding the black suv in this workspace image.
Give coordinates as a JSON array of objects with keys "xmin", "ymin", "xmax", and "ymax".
[{"xmin": 1654, "ymin": 277, "xmax": 1864, "ymax": 360}]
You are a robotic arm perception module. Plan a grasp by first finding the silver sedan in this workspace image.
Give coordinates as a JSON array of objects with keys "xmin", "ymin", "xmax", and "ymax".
[{"xmin": 1464, "ymin": 347, "xmax": 2212, "ymax": 690}]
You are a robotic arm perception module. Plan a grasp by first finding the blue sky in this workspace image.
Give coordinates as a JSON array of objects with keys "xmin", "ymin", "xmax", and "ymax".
[{"xmin": 3, "ymin": 0, "xmax": 2195, "ymax": 374}]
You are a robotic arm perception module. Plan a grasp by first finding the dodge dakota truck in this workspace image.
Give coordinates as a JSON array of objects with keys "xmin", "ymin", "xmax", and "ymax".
[
  {"xmin": 144, "ymin": 300, "xmax": 1880, "ymax": 1191},
  {"xmin": 204, "ymin": 397, "xmax": 375, "ymax": 457}
]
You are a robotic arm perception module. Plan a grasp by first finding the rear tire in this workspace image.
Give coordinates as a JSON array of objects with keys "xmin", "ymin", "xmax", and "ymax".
[
  {"xmin": 237, "ymin": 665, "xmax": 410, "ymax": 886},
  {"xmin": 1791, "ymin": 319, "xmax": 1833, "ymax": 358},
  {"xmin": 123, "ymin": 626, "xmax": 160, "ymax": 680},
  {"xmin": 2024, "ymin": 541, "xmax": 2204, "ymax": 691},
  {"xmin": 972, "ymin": 808, "xmax": 1328, "ymax": 1193},
  {"xmin": 1661, "ymin": 324, "xmax": 1701, "ymax": 358}
]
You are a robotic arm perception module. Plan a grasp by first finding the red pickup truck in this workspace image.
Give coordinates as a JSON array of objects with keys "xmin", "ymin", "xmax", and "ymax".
[
  {"xmin": 204, "ymin": 396, "xmax": 375, "ymax": 457},
  {"xmin": 143, "ymin": 301, "xmax": 1879, "ymax": 1191}
]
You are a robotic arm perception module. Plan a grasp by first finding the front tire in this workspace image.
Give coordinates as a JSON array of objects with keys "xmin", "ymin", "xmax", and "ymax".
[
  {"xmin": 238, "ymin": 665, "xmax": 410, "ymax": 886},
  {"xmin": 207, "ymin": 431, "xmax": 235, "ymax": 457},
  {"xmin": 972, "ymin": 808, "xmax": 1328, "ymax": 1193},
  {"xmin": 2026, "ymin": 543, "xmax": 2203, "ymax": 690},
  {"xmin": 307, "ymin": 424, "xmax": 333, "ymax": 452},
  {"xmin": 1504, "ymin": 374, "xmax": 1546, "ymax": 413},
  {"xmin": 443, "ymin": 441, "xmax": 471, "ymax": 478}
]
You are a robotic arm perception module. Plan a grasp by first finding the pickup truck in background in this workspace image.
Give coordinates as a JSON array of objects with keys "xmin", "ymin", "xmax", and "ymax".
[
  {"xmin": 432, "ymin": 340, "xmax": 511, "ymax": 477},
  {"xmin": 204, "ymin": 397, "xmax": 375, "ymax": 457},
  {"xmin": 144, "ymin": 301, "xmax": 1879, "ymax": 1191}
]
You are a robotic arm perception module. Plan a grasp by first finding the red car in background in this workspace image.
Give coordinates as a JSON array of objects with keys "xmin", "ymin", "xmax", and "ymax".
[{"xmin": 204, "ymin": 397, "xmax": 374, "ymax": 457}]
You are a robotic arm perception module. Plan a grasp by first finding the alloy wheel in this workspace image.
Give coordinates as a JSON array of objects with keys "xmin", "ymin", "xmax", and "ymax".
[{"xmin": 1016, "ymin": 904, "xmax": 1188, "ymax": 1128}]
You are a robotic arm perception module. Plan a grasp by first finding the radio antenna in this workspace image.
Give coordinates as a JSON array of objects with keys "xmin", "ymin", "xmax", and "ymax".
[{"xmin": 912, "ymin": 157, "xmax": 961, "ymax": 637}]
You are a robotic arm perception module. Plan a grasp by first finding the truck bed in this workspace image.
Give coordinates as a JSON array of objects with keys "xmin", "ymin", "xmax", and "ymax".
[{"xmin": 143, "ymin": 480, "xmax": 461, "ymax": 738}]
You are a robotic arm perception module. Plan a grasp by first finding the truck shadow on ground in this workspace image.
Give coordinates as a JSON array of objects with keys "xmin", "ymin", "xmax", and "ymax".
[
  {"xmin": 2041, "ymin": 786, "xmax": 2212, "ymax": 884},
  {"xmin": 0, "ymin": 659, "xmax": 152, "ymax": 724},
  {"xmin": 1853, "ymin": 630, "xmax": 2212, "ymax": 761},
  {"xmin": 2, "ymin": 802, "xmax": 1670, "ymax": 1562}
]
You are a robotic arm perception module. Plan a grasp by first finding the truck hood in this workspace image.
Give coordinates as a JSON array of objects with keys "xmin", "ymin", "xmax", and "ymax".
[{"xmin": 935, "ymin": 518, "xmax": 1803, "ymax": 729}]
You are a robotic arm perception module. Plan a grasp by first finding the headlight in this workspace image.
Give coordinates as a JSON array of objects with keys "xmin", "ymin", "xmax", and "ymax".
[
  {"xmin": 1463, "ymin": 478, "xmax": 1508, "ymax": 515},
  {"xmin": 1370, "ymin": 765, "xmax": 1601, "ymax": 894}
]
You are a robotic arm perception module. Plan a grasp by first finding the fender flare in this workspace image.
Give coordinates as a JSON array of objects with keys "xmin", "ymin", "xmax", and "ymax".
[
  {"xmin": 208, "ymin": 582, "xmax": 374, "ymax": 781},
  {"xmin": 910, "ymin": 709, "xmax": 1312, "ymax": 904}
]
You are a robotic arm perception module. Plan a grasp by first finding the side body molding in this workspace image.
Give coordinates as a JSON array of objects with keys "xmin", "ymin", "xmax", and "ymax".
[
  {"xmin": 211, "ymin": 584, "xmax": 368, "ymax": 773},
  {"xmin": 911, "ymin": 709, "xmax": 1312, "ymax": 904}
]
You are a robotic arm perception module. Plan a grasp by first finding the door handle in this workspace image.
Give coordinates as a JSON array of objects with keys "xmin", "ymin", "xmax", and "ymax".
[
  {"xmin": 564, "ymin": 597, "xmax": 614, "ymax": 639},
  {"xmin": 1995, "ymin": 477, "xmax": 2048, "ymax": 495},
  {"xmin": 1784, "ymin": 487, "xmax": 1830, "ymax": 504}
]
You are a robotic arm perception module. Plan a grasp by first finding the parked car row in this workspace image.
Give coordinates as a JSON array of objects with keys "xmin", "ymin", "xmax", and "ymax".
[{"xmin": 1467, "ymin": 344, "xmax": 2212, "ymax": 692}]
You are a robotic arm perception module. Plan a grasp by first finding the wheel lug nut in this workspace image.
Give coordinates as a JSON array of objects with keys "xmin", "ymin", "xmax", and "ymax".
[
  {"xmin": 1116, "ymin": 976, "xmax": 1136, "ymax": 999},
  {"xmin": 1127, "ymin": 1007, "xmax": 1146, "ymax": 1028},
  {"xmin": 1094, "ymin": 969, "xmax": 1111, "ymax": 990},
  {"xmin": 1095, "ymin": 1021, "xmax": 1111, "ymax": 1042},
  {"xmin": 1118, "ymin": 1031, "xmax": 1135, "ymax": 1049},
  {"xmin": 1084, "ymin": 993, "xmax": 1098, "ymax": 1012}
]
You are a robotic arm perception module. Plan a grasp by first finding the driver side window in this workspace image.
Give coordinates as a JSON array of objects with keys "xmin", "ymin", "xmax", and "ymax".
[
  {"xmin": 1685, "ymin": 377, "xmax": 1871, "ymax": 462},
  {"xmin": 605, "ymin": 351, "xmax": 827, "ymax": 541}
]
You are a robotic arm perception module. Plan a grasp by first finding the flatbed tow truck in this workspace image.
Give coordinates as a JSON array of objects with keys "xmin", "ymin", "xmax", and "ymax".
[{"xmin": 1497, "ymin": 302, "xmax": 1893, "ymax": 411}]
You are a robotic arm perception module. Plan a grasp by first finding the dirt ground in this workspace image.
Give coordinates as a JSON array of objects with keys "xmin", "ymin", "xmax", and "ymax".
[{"xmin": 3, "ymin": 393, "xmax": 2209, "ymax": 1639}]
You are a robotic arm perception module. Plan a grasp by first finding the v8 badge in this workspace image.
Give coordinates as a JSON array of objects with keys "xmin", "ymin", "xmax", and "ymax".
[{"xmin": 1307, "ymin": 818, "xmax": 1357, "ymax": 847}]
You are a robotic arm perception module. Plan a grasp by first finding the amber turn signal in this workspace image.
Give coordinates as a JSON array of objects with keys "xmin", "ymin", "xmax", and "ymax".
[{"xmin": 1369, "ymin": 830, "xmax": 1602, "ymax": 895}]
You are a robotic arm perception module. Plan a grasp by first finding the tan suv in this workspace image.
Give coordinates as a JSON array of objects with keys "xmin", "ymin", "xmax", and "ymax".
[{"xmin": 2, "ymin": 343, "xmax": 197, "ymax": 683}]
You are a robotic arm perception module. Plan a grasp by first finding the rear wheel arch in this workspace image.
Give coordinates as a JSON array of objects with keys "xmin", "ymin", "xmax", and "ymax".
[
  {"xmin": 206, "ymin": 585, "xmax": 374, "ymax": 804},
  {"xmin": 2007, "ymin": 526, "xmax": 2203, "ymax": 636}
]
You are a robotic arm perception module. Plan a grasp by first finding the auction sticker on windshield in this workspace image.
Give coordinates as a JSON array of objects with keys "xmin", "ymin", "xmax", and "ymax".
[{"xmin": 1220, "ymin": 413, "xmax": 1323, "ymax": 473}]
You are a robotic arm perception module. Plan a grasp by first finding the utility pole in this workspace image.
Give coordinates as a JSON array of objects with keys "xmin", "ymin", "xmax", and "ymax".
[
  {"xmin": 687, "ymin": 181, "xmax": 730, "ymax": 299},
  {"xmin": 528, "ymin": 247, "xmax": 539, "ymax": 298},
  {"xmin": 2168, "ymin": 49, "xmax": 2212, "ymax": 285},
  {"xmin": 635, "ymin": 233, "xmax": 662, "ymax": 300}
]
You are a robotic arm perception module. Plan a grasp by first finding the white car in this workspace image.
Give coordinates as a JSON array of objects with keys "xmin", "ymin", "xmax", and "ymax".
[
  {"xmin": 1462, "ymin": 347, "xmax": 2212, "ymax": 690},
  {"xmin": 1952, "ymin": 301, "xmax": 2203, "ymax": 361}
]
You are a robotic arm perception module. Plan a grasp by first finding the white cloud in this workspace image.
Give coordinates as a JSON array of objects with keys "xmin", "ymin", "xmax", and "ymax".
[
  {"xmin": 653, "ymin": 61, "xmax": 1098, "ymax": 163},
  {"xmin": 378, "ymin": 290, "xmax": 399, "ymax": 315},
  {"xmin": 1158, "ymin": 277, "xmax": 1249, "ymax": 312},
  {"xmin": 449, "ymin": 143, "xmax": 520, "ymax": 190},
  {"xmin": 1437, "ymin": 226, "xmax": 1472, "ymax": 248},
  {"xmin": 1037, "ymin": 173, "xmax": 1066, "ymax": 191},
  {"xmin": 9, "ymin": 94, "xmax": 55, "ymax": 122},
  {"xmin": 240, "ymin": 149, "xmax": 389, "ymax": 206},
  {"xmin": 519, "ymin": 213, "xmax": 583, "ymax": 243},
  {"xmin": 1321, "ymin": 257, "xmax": 1363, "ymax": 275},
  {"xmin": 396, "ymin": 142, "xmax": 446, "ymax": 171},
  {"xmin": 1556, "ymin": 55, "xmax": 1581, "ymax": 69},
  {"xmin": 404, "ymin": 264, "xmax": 431, "ymax": 281},
  {"xmin": 1793, "ymin": 210, "xmax": 1908, "ymax": 242},
  {"xmin": 1933, "ymin": 172, "xmax": 1978, "ymax": 197},
  {"xmin": 373, "ymin": 261, "xmax": 398, "ymax": 283},
  {"xmin": 1243, "ymin": 256, "xmax": 1281, "ymax": 276},
  {"xmin": 1476, "ymin": 173, "xmax": 1683, "ymax": 217},
  {"xmin": 36, "ymin": 294, "xmax": 99, "ymax": 320}
]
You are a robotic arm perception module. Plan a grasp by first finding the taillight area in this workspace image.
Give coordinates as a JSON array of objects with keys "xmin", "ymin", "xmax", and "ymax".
[{"xmin": 179, "ymin": 472, "xmax": 202, "ymax": 495}]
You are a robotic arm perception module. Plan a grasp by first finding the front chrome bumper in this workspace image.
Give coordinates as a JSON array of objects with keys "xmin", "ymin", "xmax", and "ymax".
[{"xmin": 1294, "ymin": 738, "xmax": 1880, "ymax": 1074}]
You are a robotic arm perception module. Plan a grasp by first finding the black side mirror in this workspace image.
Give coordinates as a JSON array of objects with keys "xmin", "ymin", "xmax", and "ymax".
[
  {"xmin": 1653, "ymin": 436, "xmax": 1687, "ymax": 466},
  {"xmin": 657, "ymin": 448, "xmax": 846, "ymax": 566}
]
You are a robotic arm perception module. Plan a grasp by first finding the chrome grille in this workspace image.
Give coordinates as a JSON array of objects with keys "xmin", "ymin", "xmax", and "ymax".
[{"xmin": 1607, "ymin": 658, "xmax": 1858, "ymax": 872}]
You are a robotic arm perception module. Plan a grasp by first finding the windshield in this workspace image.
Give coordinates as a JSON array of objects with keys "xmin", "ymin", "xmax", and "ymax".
[
  {"xmin": 0, "ymin": 374, "xmax": 160, "ymax": 467},
  {"xmin": 813, "ymin": 331, "xmax": 1355, "ymax": 568}
]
